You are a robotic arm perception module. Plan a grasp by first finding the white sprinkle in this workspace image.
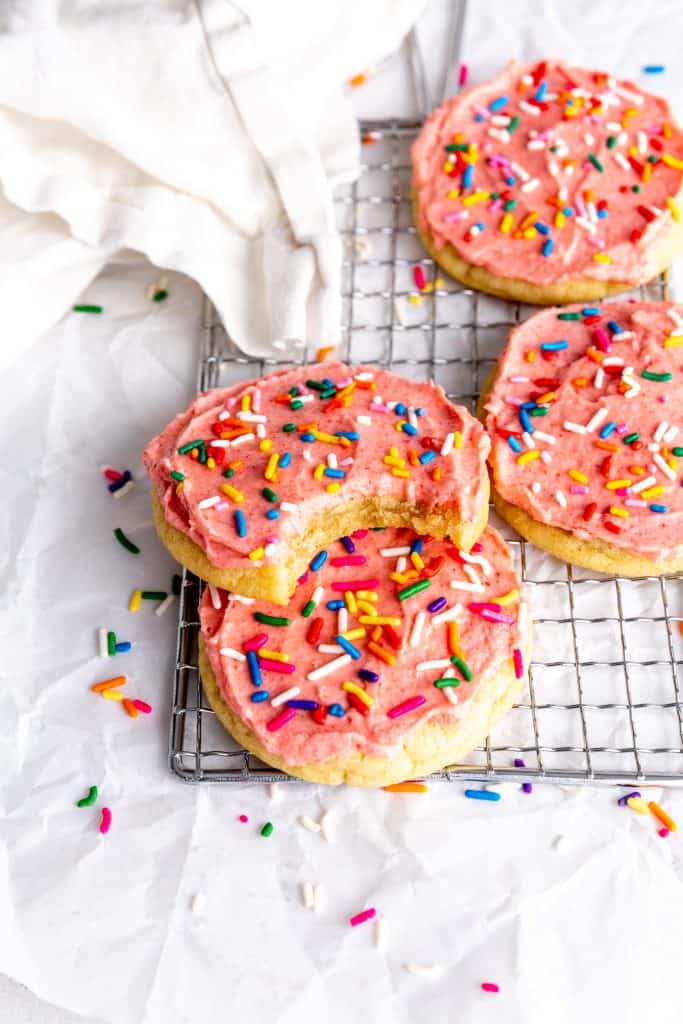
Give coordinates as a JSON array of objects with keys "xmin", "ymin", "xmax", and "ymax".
[
  {"xmin": 396, "ymin": 556, "xmax": 407, "ymax": 574},
  {"xmin": 327, "ymin": 452, "xmax": 338, "ymax": 469},
  {"xmin": 648, "ymin": 443, "xmax": 661, "ymax": 453},
  {"xmin": 458, "ymin": 551, "xmax": 492, "ymax": 575},
  {"xmin": 613, "ymin": 152, "xmax": 631, "ymax": 171},
  {"xmin": 191, "ymin": 892, "xmax": 205, "ymax": 915},
  {"xmin": 586, "ymin": 408, "xmax": 608, "ymax": 432},
  {"xmin": 654, "ymin": 421, "xmax": 669, "ymax": 443},
  {"xmin": 603, "ymin": 357, "xmax": 625, "ymax": 367},
  {"xmin": 417, "ymin": 658, "xmax": 451, "ymax": 672},
  {"xmin": 510, "ymin": 160, "xmax": 530, "ymax": 181},
  {"xmin": 299, "ymin": 815, "xmax": 321, "ymax": 833},
  {"xmin": 208, "ymin": 583, "xmax": 221, "ymax": 609},
  {"xmin": 463, "ymin": 564, "xmax": 481, "ymax": 587},
  {"xmin": 256, "ymin": 423, "xmax": 266, "ymax": 439},
  {"xmin": 489, "ymin": 127, "xmax": 511, "ymax": 144},
  {"xmin": 269, "ymin": 783, "xmax": 279, "ymax": 801},
  {"xmin": 410, "ymin": 611, "xmax": 426, "ymax": 647},
  {"xmin": 319, "ymin": 809, "xmax": 333, "ymax": 842},
  {"xmin": 432, "ymin": 603, "xmax": 463, "ymax": 626},
  {"xmin": 532, "ymin": 430, "xmax": 556, "ymax": 445},
  {"xmin": 357, "ymin": 415, "xmax": 372, "ymax": 425},
  {"xmin": 337, "ymin": 608, "xmax": 348, "ymax": 634},
  {"xmin": 441, "ymin": 432, "xmax": 455, "ymax": 457},
  {"xmin": 271, "ymin": 340, "xmax": 287, "ymax": 351},
  {"xmin": 98, "ymin": 627, "xmax": 108, "ymax": 658},
  {"xmin": 521, "ymin": 177, "xmax": 540, "ymax": 192},
  {"xmin": 405, "ymin": 963, "xmax": 443, "ymax": 978},
  {"xmin": 594, "ymin": 367, "xmax": 605, "ymax": 388},
  {"xmin": 236, "ymin": 411, "xmax": 266, "ymax": 423},
  {"xmin": 584, "ymin": 132, "xmax": 595, "ymax": 146},
  {"xmin": 540, "ymin": 450, "xmax": 551, "ymax": 465},
  {"xmin": 637, "ymin": 130, "xmax": 647, "ymax": 155},
  {"xmin": 664, "ymin": 425, "xmax": 679, "ymax": 444},
  {"xmin": 375, "ymin": 917, "xmax": 386, "ymax": 949},
  {"xmin": 667, "ymin": 308, "xmax": 683, "ymax": 327},
  {"xmin": 231, "ymin": 594, "xmax": 255, "ymax": 605},
  {"xmin": 612, "ymin": 83, "xmax": 644, "ymax": 105},
  {"xmin": 311, "ymin": 585, "xmax": 324, "ymax": 606},
  {"xmin": 408, "ymin": 407, "xmax": 418, "ymax": 429},
  {"xmin": 155, "ymin": 593, "xmax": 176, "ymax": 617},
  {"xmin": 555, "ymin": 489, "xmax": 567, "ymax": 508},
  {"xmin": 230, "ymin": 433, "xmax": 256, "ymax": 447},
  {"xmin": 206, "ymin": 439, "xmax": 230, "ymax": 447},
  {"xmin": 198, "ymin": 495, "xmax": 221, "ymax": 510},
  {"xmin": 307, "ymin": 654, "xmax": 352, "ymax": 681},
  {"xmin": 381, "ymin": 546, "xmax": 411, "ymax": 558},
  {"xmin": 654, "ymin": 453, "xmax": 677, "ymax": 480},
  {"xmin": 531, "ymin": 481, "xmax": 541, "ymax": 494},
  {"xmin": 527, "ymin": 138, "xmax": 545, "ymax": 150},
  {"xmin": 575, "ymin": 216, "xmax": 597, "ymax": 235},
  {"xmin": 302, "ymin": 882, "xmax": 314, "ymax": 909},
  {"xmin": 521, "ymin": 431, "xmax": 536, "ymax": 449},
  {"xmin": 112, "ymin": 480, "xmax": 135, "ymax": 500},
  {"xmin": 442, "ymin": 684, "xmax": 460, "ymax": 705},
  {"xmin": 450, "ymin": 580, "xmax": 486, "ymax": 593},
  {"xmin": 219, "ymin": 647, "xmax": 246, "ymax": 662},
  {"xmin": 563, "ymin": 420, "xmax": 587, "ymax": 434},
  {"xmin": 280, "ymin": 502, "xmax": 298, "ymax": 513},
  {"xmin": 318, "ymin": 643, "xmax": 343, "ymax": 655},
  {"xmin": 519, "ymin": 100, "xmax": 540, "ymax": 116},
  {"xmin": 271, "ymin": 686, "xmax": 301, "ymax": 707}
]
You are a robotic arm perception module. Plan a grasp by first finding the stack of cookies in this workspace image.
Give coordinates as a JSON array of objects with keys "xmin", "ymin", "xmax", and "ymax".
[{"xmin": 145, "ymin": 59, "xmax": 683, "ymax": 786}]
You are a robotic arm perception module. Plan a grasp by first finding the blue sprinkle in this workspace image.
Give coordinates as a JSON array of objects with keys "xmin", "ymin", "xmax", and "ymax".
[
  {"xmin": 327, "ymin": 599, "xmax": 344, "ymax": 610},
  {"xmin": 336, "ymin": 430, "xmax": 359, "ymax": 441},
  {"xmin": 607, "ymin": 320, "xmax": 622, "ymax": 334},
  {"xmin": 488, "ymin": 95, "xmax": 509, "ymax": 112},
  {"xmin": 328, "ymin": 703, "xmax": 346, "ymax": 717},
  {"xmin": 418, "ymin": 450, "xmax": 437, "ymax": 465},
  {"xmin": 542, "ymin": 238, "xmax": 554, "ymax": 258},
  {"xmin": 279, "ymin": 452, "xmax": 292, "ymax": 468},
  {"xmin": 463, "ymin": 165, "xmax": 473, "ymax": 188},
  {"xmin": 534, "ymin": 220, "xmax": 550, "ymax": 235},
  {"xmin": 507, "ymin": 435, "xmax": 522, "ymax": 453},
  {"xmin": 286, "ymin": 699, "xmax": 318, "ymax": 710},
  {"xmin": 597, "ymin": 208, "xmax": 608, "ymax": 219},
  {"xmin": 300, "ymin": 432, "xmax": 315, "ymax": 442},
  {"xmin": 519, "ymin": 407, "xmax": 534, "ymax": 434},
  {"xmin": 464, "ymin": 789, "xmax": 501, "ymax": 802},
  {"xmin": 324, "ymin": 468, "xmax": 345, "ymax": 479},
  {"xmin": 340, "ymin": 536, "xmax": 355, "ymax": 553},
  {"xmin": 115, "ymin": 641, "xmax": 132, "ymax": 653},
  {"xmin": 395, "ymin": 402, "xmax": 406, "ymax": 415},
  {"xmin": 582, "ymin": 307, "xmax": 600, "ymax": 316},
  {"xmin": 401, "ymin": 423, "xmax": 418, "ymax": 436},
  {"xmin": 250, "ymin": 691, "xmax": 269, "ymax": 703},
  {"xmin": 474, "ymin": 113, "xmax": 484, "ymax": 122},
  {"xmin": 410, "ymin": 538, "xmax": 423, "ymax": 555},
  {"xmin": 535, "ymin": 80, "xmax": 547, "ymax": 101},
  {"xmin": 321, "ymin": 378, "xmax": 334, "ymax": 389},
  {"xmin": 650, "ymin": 504, "xmax": 668, "ymax": 513},
  {"xmin": 265, "ymin": 509, "xmax": 280, "ymax": 520},
  {"xmin": 506, "ymin": 175, "xmax": 516, "ymax": 186},
  {"xmin": 359, "ymin": 668, "xmax": 379, "ymax": 683},
  {"xmin": 310, "ymin": 550, "xmax": 328, "ymax": 571},
  {"xmin": 414, "ymin": 407, "xmax": 426, "ymax": 417},
  {"xmin": 540, "ymin": 340, "xmax": 568, "ymax": 351},
  {"xmin": 562, "ymin": 206, "xmax": 574, "ymax": 217},
  {"xmin": 108, "ymin": 470, "xmax": 132, "ymax": 493},
  {"xmin": 234, "ymin": 509, "xmax": 247, "ymax": 537},
  {"xmin": 336, "ymin": 635, "xmax": 361, "ymax": 660},
  {"xmin": 247, "ymin": 650, "xmax": 262, "ymax": 687},
  {"xmin": 599, "ymin": 421, "xmax": 616, "ymax": 439},
  {"xmin": 427, "ymin": 596, "xmax": 447, "ymax": 614},
  {"xmin": 643, "ymin": 65, "xmax": 665, "ymax": 74},
  {"xmin": 475, "ymin": 221, "xmax": 485, "ymax": 231}
]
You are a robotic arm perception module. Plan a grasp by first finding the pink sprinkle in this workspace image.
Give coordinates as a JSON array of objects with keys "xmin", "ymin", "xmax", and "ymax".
[
  {"xmin": 298, "ymin": 571, "xmax": 309, "ymax": 584},
  {"xmin": 625, "ymin": 498, "xmax": 647, "ymax": 508},
  {"xmin": 413, "ymin": 265, "xmax": 426, "ymax": 291},
  {"xmin": 658, "ymin": 394, "xmax": 668, "ymax": 403},
  {"xmin": 258, "ymin": 658, "xmax": 296, "ymax": 674},
  {"xmin": 459, "ymin": 63, "xmax": 468, "ymax": 87},
  {"xmin": 331, "ymin": 578, "xmax": 378, "ymax": 592},
  {"xmin": 472, "ymin": 542, "xmax": 483, "ymax": 553},
  {"xmin": 331, "ymin": 555, "xmax": 366, "ymax": 567},
  {"xmin": 479, "ymin": 609, "xmax": 515, "ymax": 625},
  {"xmin": 353, "ymin": 529, "xmax": 369, "ymax": 539},
  {"xmin": 350, "ymin": 908, "xmax": 376, "ymax": 927},
  {"xmin": 239, "ymin": 814, "xmax": 248, "ymax": 823},
  {"xmin": 616, "ymin": 487, "xmax": 630, "ymax": 497},
  {"xmin": 489, "ymin": 198, "xmax": 503, "ymax": 212},
  {"xmin": 369, "ymin": 402, "xmax": 390, "ymax": 413},
  {"xmin": 215, "ymin": 500, "xmax": 229, "ymax": 511},
  {"xmin": 444, "ymin": 211, "xmax": 467, "ymax": 222},
  {"xmin": 387, "ymin": 695, "xmax": 426, "ymax": 719},
  {"xmin": 513, "ymin": 648, "xmax": 524, "ymax": 679},
  {"xmin": 481, "ymin": 983, "xmax": 499, "ymax": 994},
  {"xmin": 132, "ymin": 699, "xmax": 152, "ymax": 714},
  {"xmin": 570, "ymin": 485, "xmax": 589, "ymax": 494},
  {"xmin": 469, "ymin": 601, "xmax": 502, "ymax": 613},
  {"xmin": 99, "ymin": 807, "xmax": 112, "ymax": 835},
  {"xmin": 267, "ymin": 708, "xmax": 296, "ymax": 732},
  {"xmin": 615, "ymin": 424, "xmax": 629, "ymax": 435},
  {"xmin": 594, "ymin": 328, "xmax": 611, "ymax": 351},
  {"xmin": 658, "ymin": 827, "xmax": 670, "ymax": 838},
  {"xmin": 243, "ymin": 633, "xmax": 268, "ymax": 652}
]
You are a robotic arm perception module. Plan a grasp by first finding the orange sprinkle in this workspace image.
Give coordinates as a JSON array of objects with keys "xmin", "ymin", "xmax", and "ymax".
[
  {"xmin": 525, "ymin": 349, "xmax": 536, "ymax": 363},
  {"xmin": 649, "ymin": 801, "xmax": 677, "ymax": 832},
  {"xmin": 572, "ymin": 377, "xmax": 588, "ymax": 388},
  {"xmin": 349, "ymin": 72, "xmax": 367, "ymax": 88},
  {"xmin": 595, "ymin": 440, "xmax": 621, "ymax": 452},
  {"xmin": 367, "ymin": 640, "xmax": 396, "ymax": 666},
  {"xmin": 122, "ymin": 698, "xmax": 138, "ymax": 718},
  {"xmin": 92, "ymin": 676, "xmax": 126, "ymax": 693},
  {"xmin": 432, "ymin": 466, "xmax": 442, "ymax": 482},
  {"xmin": 586, "ymin": 347, "xmax": 604, "ymax": 363},
  {"xmin": 316, "ymin": 345, "xmax": 336, "ymax": 362},
  {"xmin": 383, "ymin": 782, "xmax": 428, "ymax": 793},
  {"xmin": 448, "ymin": 621, "xmax": 463, "ymax": 658}
]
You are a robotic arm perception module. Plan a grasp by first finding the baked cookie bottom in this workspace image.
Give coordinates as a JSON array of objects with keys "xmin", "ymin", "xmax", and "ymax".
[
  {"xmin": 412, "ymin": 190, "xmax": 683, "ymax": 306},
  {"xmin": 476, "ymin": 371, "xmax": 683, "ymax": 579},
  {"xmin": 151, "ymin": 484, "xmax": 490, "ymax": 605},
  {"xmin": 198, "ymin": 631, "xmax": 531, "ymax": 787}
]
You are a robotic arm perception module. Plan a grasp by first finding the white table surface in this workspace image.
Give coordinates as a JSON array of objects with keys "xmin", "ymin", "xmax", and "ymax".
[{"xmin": 4, "ymin": 2, "xmax": 683, "ymax": 1022}]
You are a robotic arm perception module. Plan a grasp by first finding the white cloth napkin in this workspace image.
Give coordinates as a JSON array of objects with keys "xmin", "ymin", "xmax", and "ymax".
[{"xmin": 0, "ymin": 0, "xmax": 426, "ymax": 369}]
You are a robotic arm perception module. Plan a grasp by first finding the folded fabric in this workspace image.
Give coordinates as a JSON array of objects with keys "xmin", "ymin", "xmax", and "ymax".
[{"xmin": 0, "ymin": 0, "xmax": 426, "ymax": 369}]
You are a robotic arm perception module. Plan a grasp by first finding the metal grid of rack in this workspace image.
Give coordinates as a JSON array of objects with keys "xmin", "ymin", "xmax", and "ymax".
[{"xmin": 169, "ymin": 116, "xmax": 683, "ymax": 786}]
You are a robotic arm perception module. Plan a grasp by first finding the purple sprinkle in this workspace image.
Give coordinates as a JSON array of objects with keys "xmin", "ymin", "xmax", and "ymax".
[
  {"xmin": 340, "ymin": 536, "xmax": 355, "ymax": 553},
  {"xmin": 522, "ymin": 782, "xmax": 533, "ymax": 794},
  {"xmin": 427, "ymin": 596, "xmax": 447, "ymax": 614},
  {"xmin": 514, "ymin": 758, "xmax": 526, "ymax": 768},
  {"xmin": 617, "ymin": 790, "xmax": 641, "ymax": 806}
]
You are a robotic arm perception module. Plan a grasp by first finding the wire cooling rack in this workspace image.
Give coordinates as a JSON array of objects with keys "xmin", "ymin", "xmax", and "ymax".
[{"xmin": 169, "ymin": 117, "xmax": 683, "ymax": 786}]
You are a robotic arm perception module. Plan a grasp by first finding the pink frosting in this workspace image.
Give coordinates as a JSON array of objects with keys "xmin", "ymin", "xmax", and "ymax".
[
  {"xmin": 485, "ymin": 301, "xmax": 683, "ymax": 561},
  {"xmin": 200, "ymin": 526, "xmax": 526, "ymax": 765},
  {"xmin": 413, "ymin": 60, "xmax": 683, "ymax": 286},
  {"xmin": 144, "ymin": 363, "xmax": 489, "ymax": 569}
]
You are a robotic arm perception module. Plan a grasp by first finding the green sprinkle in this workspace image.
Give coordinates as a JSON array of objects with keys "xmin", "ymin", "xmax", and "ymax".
[
  {"xmin": 641, "ymin": 370, "xmax": 672, "ymax": 382},
  {"xmin": 170, "ymin": 470, "xmax": 185, "ymax": 482},
  {"xmin": 73, "ymin": 304, "xmax": 102, "ymax": 314},
  {"xmin": 450, "ymin": 655, "xmax": 473, "ymax": 681},
  {"xmin": 647, "ymin": 154, "xmax": 658, "ymax": 164},
  {"xmin": 107, "ymin": 631, "xmax": 116, "ymax": 657},
  {"xmin": 261, "ymin": 822, "xmax": 274, "ymax": 838},
  {"xmin": 530, "ymin": 406, "xmax": 549, "ymax": 417},
  {"xmin": 301, "ymin": 600, "xmax": 316, "ymax": 618},
  {"xmin": 223, "ymin": 468, "xmax": 234, "ymax": 478},
  {"xmin": 153, "ymin": 289, "xmax": 168, "ymax": 302},
  {"xmin": 588, "ymin": 154, "xmax": 604, "ymax": 172},
  {"xmin": 289, "ymin": 387, "xmax": 298, "ymax": 397},
  {"xmin": 283, "ymin": 423, "xmax": 297, "ymax": 433},
  {"xmin": 624, "ymin": 432, "xmax": 640, "ymax": 444},
  {"xmin": 434, "ymin": 678, "xmax": 462, "ymax": 688},
  {"xmin": 198, "ymin": 448, "xmax": 207, "ymax": 464},
  {"xmin": 320, "ymin": 388, "xmax": 337, "ymax": 399},
  {"xmin": 606, "ymin": 135, "xmax": 616, "ymax": 149},
  {"xmin": 444, "ymin": 142, "xmax": 469, "ymax": 152},
  {"xmin": 77, "ymin": 786, "xmax": 99, "ymax": 808},
  {"xmin": 558, "ymin": 312, "xmax": 581, "ymax": 320},
  {"xmin": 254, "ymin": 612, "xmax": 290, "ymax": 627},
  {"xmin": 178, "ymin": 439, "xmax": 205, "ymax": 455},
  {"xmin": 262, "ymin": 487, "xmax": 278, "ymax": 503},
  {"xmin": 290, "ymin": 399, "xmax": 304, "ymax": 411},
  {"xmin": 397, "ymin": 579, "xmax": 431, "ymax": 601},
  {"xmin": 114, "ymin": 527, "xmax": 140, "ymax": 555},
  {"xmin": 632, "ymin": 185, "xmax": 641, "ymax": 193},
  {"xmin": 305, "ymin": 379, "xmax": 326, "ymax": 391},
  {"xmin": 503, "ymin": 199, "xmax": 517, "ymax": 212},
  {"xmin": 672, "ymin": 447, "xmax": 683, "ymax": 457},
  {"xmin": 141, "ymin": 590, "xmax": 167, "ymax": 601},
  {"xmin": 508, "ymin": 115, "xmax": 520, "ymax": 134}
]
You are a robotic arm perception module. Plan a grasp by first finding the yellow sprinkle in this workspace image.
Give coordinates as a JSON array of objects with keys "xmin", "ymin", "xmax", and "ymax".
[
  {"xmin": 443, "ymin": 162, "xmax": 454, "ymax": 174},
  {"xmin": 175, "ymin": 482, "xmax": 184, "ymax": 494},
  {"xmin": 525, "ymin": 349, "xmax": 536, "ymax": 363},
  {"xmin": 447, "ymin": 189, "xmax": 460, "ymax": 200},
  {"xmin": 410, "ymin": 552, "xmax": 425, "ymax": 571},
  {"xmin": 101, "ymin": 689, "xmax": 124, "ymax": 702},
  {"xmin": 240, "ymin": 393, "xmax": 251, "ymax": 411},
  {"xmin": 495, "ymin": 589, "xmax": 520, "ymax": 607},
  {"xmin": 667, "ymin": 196, "xmax": 680, "ymax": 222},
  {"xmin": 342, "ymin": 682, "xmax": 374, "ymax": 706},
  {"xmin": 326, "ymin": 482, "xmax": 341, "ymax": 493},
  {"xmin": 642, "ymin": 162, "xmax": 652, "ymax": 183},
  {"xmin": 523, "ymin": 227, "xmax": 537, "ymax": 240},
  {"xmin": 383, "ymin": 454, "xmax": 405, "ymax": 468},
  {"xmin": 434, "ymin": 278, "xmax": 445, "ymax": 288},
  {"xmin": 394, "ymin": 421, "xmax": 407, "ymax": 432},
  {"xmin": 662, "ymin": 153, "xmax": 683, "ymax": 171},
  {"xmin": 462, "ymin": 190, "xmax": 490, "ymax": 207},
  {"xmin": 568, "ymin": 469, "xmax": 588, "ymax": 484},
  {"xmin": 454, "ymin": 430, "xmax": 463, "ymax": 448},
  {"xmin": 345, "ymin": 590, "xmax": 358, "ymax": 614},
  {"xmin": 312, "ymin": 431, "xmax": 342, "ymax": 444},
  {"xmin": 356, "ymin": 590, "xmax": 378, "ymax": 601},
  {"xmin": 627, "ymin": 796, "xmax": 650, "ymax": 815},
  {"xmin": 356, "ymin": 599, "xmax": 377, "ymax": 616},
  {"xmin": 517, "ymin": 450, "xmax": 540, "ymax": 465},
  {"xmin": 248, "ymin": 547, "xmax": 265, "ymax": 561},
  {"xmin": 260, "ymin": 650, "xmax": 289, "ymax": 663},
  {"xmin": 358, "ymin": 616, "xmax": 402, "ymax": 626},
  {"xmin": 500, "ymin": 213, "xmax": 514, "ymax": 234},
  {"xmin": 391, "ymin": 467, "xmax": 411, "ymax": 478},
  {"xmin": 220, "ymin": 484, "xmax": 244, "ymax": 503},
  {"xmin": 536, "ymin": 391, "xmax": 557, "ymax": 405},
  {"xmin": 341, "ymin": 629, "xmax": 367, "ymax": 642},
  {"xmin": 264, "ymin": 453, "xmax": 279, "ymax": 480},
  {"xmin": 313, "ymin": 464, "xmax": 325, "ymax": 480},
  {"xmin": 259, "ymin": 438, "xmax": 272, "ymax": 452},
  {"xmin": 609, "ymin": 506, "xmax": 629, "ymax": 518},
  {"xmin": 390, "ymin": 570, "xmax": 418, "ymax": 584},
  {"xmin": 554, "ymin": 211, "xmax": 566, "ymax": 229},
  {"xmin": 407, "ymin": 294, "xmax": 423, "ymax": 305},
  {"xmin": 128, "ymin": 589, "xmax": 142, "ymax": 613},
  {"xmin": 605, "ymin": 479, "xmax": 632, "ymax": 490},
  {"xmin": 664, "ymin": 335, "xmax": 683, "ymax": 348},
  {"xmin": 641, "ymin": 485, "xmax": 665, "ymax": 499},
  {"xmin": 206, "ymin": 457, "xmax": 216, "ymax": 470},
  {"xmin": 593, "ymin": 253, "xmax": 612, "ymax": 263}
]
